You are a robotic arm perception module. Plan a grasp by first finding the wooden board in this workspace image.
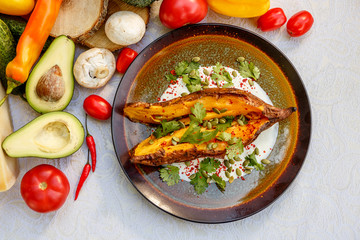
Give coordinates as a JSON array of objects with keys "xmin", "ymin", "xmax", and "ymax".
[
  {"xmin": 50, "ymin": 0, "xmax": 109, "ymax": 43},
  {"xmin": 82, "ymin": 0, "xmax": 150, "ymax": 51}
]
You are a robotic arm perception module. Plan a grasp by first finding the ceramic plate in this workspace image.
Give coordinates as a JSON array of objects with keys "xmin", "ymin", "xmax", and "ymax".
[{"xmin": 111, "ymin": 24, "xmax": 311, "ymax": 223}]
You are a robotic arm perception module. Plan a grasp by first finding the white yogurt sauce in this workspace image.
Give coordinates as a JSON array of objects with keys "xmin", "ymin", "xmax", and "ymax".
[{"xmin": 159, "ymin": 66, "xmax": 278, "ymax": 182}]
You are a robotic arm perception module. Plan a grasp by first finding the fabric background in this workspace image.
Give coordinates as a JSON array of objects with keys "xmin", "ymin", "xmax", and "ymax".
[{"xmin": 1, "ymin": 0, "xmax": 359, "ymax": 239}]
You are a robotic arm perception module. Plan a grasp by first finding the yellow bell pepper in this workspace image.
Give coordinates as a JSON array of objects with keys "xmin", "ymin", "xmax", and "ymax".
[
  {"xmin": 207, "ymin": 0, "xmax": 270, "ymax": 18},
  {"xmin": 0, "ymin": 0, "xmax": 35, "ymax": 16}
]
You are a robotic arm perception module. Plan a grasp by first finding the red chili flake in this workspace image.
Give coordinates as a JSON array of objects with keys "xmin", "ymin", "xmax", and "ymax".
[
  {"xmin": 170, "ymin": 70, "xmax": 176, "ymax": 75},
  {"xmin": 181, "ymin": 179, "xmax": 184, "ymax": 182},
  {"xmin": 241, "ymin": 176, "xmax": 245, "ymax": 180},
  {"xmin": 162, "ymin": 99, "xmax": 166, "ymax": 101},
  {"xmin": 199, "ymin": 176, "xmax": 202, "ymax": 179},
  {"xmin": 157, "ymin": 97, "xmax": 160, "ymax": 101}
]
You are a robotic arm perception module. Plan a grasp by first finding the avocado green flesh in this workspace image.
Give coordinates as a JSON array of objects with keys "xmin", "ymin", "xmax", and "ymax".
[
  {"xmin": 2, "ymin": 111, "xmax": 84, "ymax": 158},
  {"xmin": 26, "ymin": 35, "xmax": 75, "ymax": 113}
]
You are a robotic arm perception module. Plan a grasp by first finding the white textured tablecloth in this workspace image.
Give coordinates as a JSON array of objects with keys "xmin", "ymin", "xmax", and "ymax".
[{"xmin": 1, "ymin": 0, "xmax": 360, "ymax": 239}]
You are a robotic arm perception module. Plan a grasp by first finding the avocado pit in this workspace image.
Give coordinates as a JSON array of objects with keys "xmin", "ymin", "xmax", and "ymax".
[{"xmin": 36, "ymin": 65, "xmax": 65, "ymax": 102}]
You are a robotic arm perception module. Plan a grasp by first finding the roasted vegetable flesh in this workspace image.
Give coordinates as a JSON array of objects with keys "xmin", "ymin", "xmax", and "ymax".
[
  {"xmin": 125, "ymin": 88, "xmax": 296, "ymax": 166},
  {"xmin": 124, "ymin": 88, "xmax": 293, "ymax": 125},
  {"xmin": 131, "ymin": 118, "xmax": 274, "ymax": 166}
]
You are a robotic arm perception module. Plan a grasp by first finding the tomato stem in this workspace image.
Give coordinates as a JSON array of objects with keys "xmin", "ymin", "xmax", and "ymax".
[{"xmin": 39, "ymin": 182, "xmax": 48, "ymax": 190}]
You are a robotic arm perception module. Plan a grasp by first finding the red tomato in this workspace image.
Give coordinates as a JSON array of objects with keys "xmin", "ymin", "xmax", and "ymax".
[
  {"xmin": 257, "ymin": 8, "xmax": 287, "ymax": 32},
  {"xmin": 116, "ymin": 47, "xmax": 138, "ymax": 74},
  {"xmin": 159, "ymin": 0, "xmax": 208, "ymax": 29},
  {"xmin": 83, "ymin": 94, "xmax": 112, "ymax": 120},
  {"xmin": 21, "ymin": 164, "xmax": 70, "ymax": 213},
  {"xmin": 287, "ymin": 10, "xmax": 314, "ymax": 37}
]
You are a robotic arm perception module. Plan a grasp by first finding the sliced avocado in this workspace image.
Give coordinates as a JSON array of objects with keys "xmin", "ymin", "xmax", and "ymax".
[
  {"xmin": 2, "ymin": 111, "xmax": 84, "ymax": 158},
  {"xmin": 26, "ymin": 35, "xmax": 75, "ymax": 113}
]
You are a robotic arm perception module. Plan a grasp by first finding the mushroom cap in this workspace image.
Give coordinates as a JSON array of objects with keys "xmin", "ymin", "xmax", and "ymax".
[
  {"xmin": 105, "ymin": 11, "xmax": 146, "ymax": 46},
  {"xmin": 73, "ymin": 48, "xmax": 116, "ymax": 89}
]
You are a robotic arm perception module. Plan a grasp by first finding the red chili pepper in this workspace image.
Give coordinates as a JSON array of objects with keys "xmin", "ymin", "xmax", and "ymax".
[
  {"xmin": 116, "ymin": 47, "xmax": 138, "ymax": 74},
  {"xmin": 85, "ymin": 114, "xmax": 96, "ymax": 172},
  {"xmin": 74, "ymin": 150, "xmax": 91, "ymax": 201}
]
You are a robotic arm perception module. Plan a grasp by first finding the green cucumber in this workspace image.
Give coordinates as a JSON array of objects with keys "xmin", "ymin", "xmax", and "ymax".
[{"xmin": 0, "ymin": 19, "xmax": 16, "ymax": 95}]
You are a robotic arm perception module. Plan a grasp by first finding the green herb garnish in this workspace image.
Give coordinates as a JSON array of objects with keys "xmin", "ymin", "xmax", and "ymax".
[
  {"xmin": 211, "ymin": 174, "xmax": 226, "ymax": 192},
  {"xmin": 159, "ymin": 165, "xmax": 180, "ymax": 186},
  {"xmin": 238, "ymin": 61, "xmax": 260, "ymax": 80},
  {"xmin": 153, "ymin": 120, "xmax": 182, "ymax": 139},
  {"xmin": 190, "ymin": 172, "xmax": 208, "ymax": 194},
  {"xmin": 245, "ymin": 151, "xmax": 264, "ymax": 171},
  {"xmin": 200, "ymin": 157, "xmax": 221, "ymax": 173},
  {"xmin": 226, "ymin": 138, "xmax": 244, "ymax": 160}
]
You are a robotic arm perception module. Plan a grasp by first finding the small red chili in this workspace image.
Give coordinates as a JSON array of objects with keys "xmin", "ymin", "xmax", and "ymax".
[
  {"xmin": 116, "ymin": 47, "xmax": 138, "ymax": 74},
  {"xmin": 85, "ymin": 114, "xmax": 97, "ymax": 172},
  {"xmin": 74, "ymin": 150, "xmax": 91, "ymax": 201}
]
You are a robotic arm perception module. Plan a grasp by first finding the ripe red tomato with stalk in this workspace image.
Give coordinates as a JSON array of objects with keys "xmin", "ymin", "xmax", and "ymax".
[
  {"xmin": 287, "ymin": 10, "xmax": 314, "ymax": 37},
  {"xmin": 116, "ymin": 47, "xmax": 138, "ymax": 74},
  {"xmin": 21, "ymin": 164, "xmax": 70, "ymax": 213},
  {"xmin": 83, "ymin": 95, "xmax": 112, "ymax": 120},
  {"xmin": 257, "ymin": 8, "xmax": 287, "ymax": 32},
  {"xmin": 159, "ymin": 0, "xmax": 208, "ymax": 29}
]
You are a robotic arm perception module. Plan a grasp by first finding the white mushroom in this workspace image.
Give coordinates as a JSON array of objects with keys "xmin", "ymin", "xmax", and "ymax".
[
  {"xmin": 73, "ymin": 48, "xmax": 116, "ymax": 89},
  {"xmin": 105, "ymin": 11, "xmax": 146, "ymax": 46}
]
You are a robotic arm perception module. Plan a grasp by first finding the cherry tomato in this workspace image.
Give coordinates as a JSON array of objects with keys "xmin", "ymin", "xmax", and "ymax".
[
  {"xmin": 83, "ymin": 95, "xmax": 112, "ymax": 120},
  {"xmin": 159, "ymin": 0, "xmax": 208, "ymax": 29},
  {"xmin": 287, "ymin": 10, "xmax": 314, "ymax": 37},
  {"xmin": 21, "ymin": 164, "xmax": 70, "ymax": 213},
  {"xmin": 116, "ymin": 47, "xmax": 138, "ymax": 74},
  {"xmin": 257, "ymin": 8, "xmax": 287, "ymax": 32}
]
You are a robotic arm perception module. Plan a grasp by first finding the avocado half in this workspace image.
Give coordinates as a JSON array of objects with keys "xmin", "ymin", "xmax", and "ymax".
[
  {"xmin": 26, "ymin": 35, "xmax": 75, "ymax": 113},
  {"xmin": 2, "ymin": 111, "xmax": 84, "ymax": 158}
]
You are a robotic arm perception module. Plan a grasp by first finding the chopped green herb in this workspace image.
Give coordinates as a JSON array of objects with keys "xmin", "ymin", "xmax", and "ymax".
[
  {"xmin": 190, "ymin": 102, "xmax": 206, "ymax": 123},
  {"xmin": 159, "ymin": 165, "xmax": 180, "ymax": 186},
  {"xmin": 175, "ymin": 61, "xmax": 189, "ymax": 75},
  {"xmin": 200, "ymin": 157, "xmax": 221, "ymax": 173},
  {"xmin": 180, "ymin": 123, "xmax": 219, "ymax": 144},
  {"xmin": 245, "ymin": 151, "xmax": 264, "ymax": 171},
  {"xmin": 187, "ymin": 84, "xmax": 202, "ymax": 93},
  {"xmin": 238, "ymin": 60, "xmax": 260, "ymax": 80},
  {"xmin": 217, "ymin": 131, "xmax": 232, "ymax": 142},
  {"xmin": 211, "ymin": 62, "xmax": 233, "ymax": 87},
  {"xmin": 226, "ymin": 138, "xmax": 244, "ymax": 160},
  {"xmin": 165, "ymin": 73, "xmax": 177, "ymax": 82},
  {"xmin": 216, "ymin": 116, "xmax": 234, "ymax": 131},
  {"xmin": 211, "ymin": 174, "xmax": 226, "ymax": 192},
  {"xmin": 153, "ymin": 120, "xmax": 181, "ymax": 138},
  {"xmin": 190, "ymin": 172, "xmax": 208, "ymax": 194}
]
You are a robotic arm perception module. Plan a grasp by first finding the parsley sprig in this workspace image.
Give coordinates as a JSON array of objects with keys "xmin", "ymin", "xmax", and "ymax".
[{"xmin": 153, "ymin": 120, "xmax": 182, "ymax": 139}]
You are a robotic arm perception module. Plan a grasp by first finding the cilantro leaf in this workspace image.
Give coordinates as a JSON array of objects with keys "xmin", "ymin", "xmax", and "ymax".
[
  {"xmin": 226, "ymin": 139, "xmax": 244, "ymax": 160},
  {"xmin": 239, "ymin": 61, "xmax": 260, "ymax": 80},
  {"xmin": 211, "ymin": 62, "xmax": 233, "ymax": 87},
  {"xmin": 175, "ymin": 61, "xmax": 189, "ymax": 75},
  {"xmin": 191, "ymin": 102, "xmax": 206, "ymax": 123},
  {"xmin": 180, "ymin": 124, "xmax": 218, "ymax": 144},
  {"xmin": 159, "ymin": 165, "xmax": 180, "ymax": 186},
  {"xmin": 190, "ymin": 172, "xmax": 208, "ymax": 194},
  {"xmin": 187, "ymin": 84, "xmax": 202, "ymax": 93},
  {"xmin": 200, "ymin": 157, "xmax": 220, "ymax": 173},
  {"xmin": 245, "ymin": 151, "xmax": 264, "ymax": 171},
  {"xmin": 211, "ymin": 174, "xmax": 226, "ymax": 192},
  {"xmin": 165, "ymin": 73, "xmax": 177, "ymax": 82},
  {"xmin": 216, "ymin": 131, "xmax": 232, "ymax": 142},
  {"xmin": 216, "ymin": 116, "xmax": 234, "ymax": 131},
  {"xmin": 184, "ymin": 61, "xmax": 200, "ymax": 74},
  {"xmin": 153, "ymin": 120, "xmax": 181, "ymax": 139}
]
